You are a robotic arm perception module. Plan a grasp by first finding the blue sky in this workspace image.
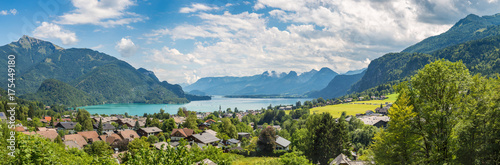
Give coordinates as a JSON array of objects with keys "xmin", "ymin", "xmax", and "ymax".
[{"xmin": 1, "ymin": 0, "xmax": 500, "ymax": 84}]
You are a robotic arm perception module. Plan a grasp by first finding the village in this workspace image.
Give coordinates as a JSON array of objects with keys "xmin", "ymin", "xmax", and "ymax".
[{"xmin": 1, "ymin": 96, "xmax": 392, "ymax": 164}]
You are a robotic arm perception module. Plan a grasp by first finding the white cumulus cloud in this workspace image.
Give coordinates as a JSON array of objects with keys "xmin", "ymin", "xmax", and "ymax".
[
  {"xmin": 56, "ymin": 0, "xmax": 145, "ymax": 27},
  {"xmin": 179, "ymin": 3, "xmax": 219, "ymax": 13},
  {"xmin": 33, "ymin": 22, "xmax": 78, "ymax": 45},
  {"xmin": 115, "ymin": 38, "xmax": 138, "ymax": 57}
]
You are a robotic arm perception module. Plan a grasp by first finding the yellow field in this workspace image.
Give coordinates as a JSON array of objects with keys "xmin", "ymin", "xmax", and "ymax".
[
  {"xmin": 310, "ymin": 93, "xmax": 399, "ymax": 118},
  {"xmin": 232, "ymin": 157, "xmax": 278, "ymax": 165}
]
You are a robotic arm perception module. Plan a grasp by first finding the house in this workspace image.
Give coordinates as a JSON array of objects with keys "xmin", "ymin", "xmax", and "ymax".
[
  {"xmin": 118, "ymin": 130, "xmax": 140, "ymax": 141},
  {"xmin": 219, "ymin": 138, "xmax": 240, "ymax": 149},
  {"xmin": 365, "ymin": 110, "xmax": 374, "ymax": 115},
  {"xmin": 64, "ymin": 134, "xmax": 88, "ymax": 149},
  {"xmin": 275, "ymin": 136, "xmax": 290, "ymax": 150},
  {"xmin": 13, "ymin": 126, "xmax": 26, "ymax": 132},
  {"xmin": 103, "ymin": 133, "xmax": 123, "ymax": 144},
  {"xmin": 358, "ymin": 116, "xmax": 390, "ymax": 128},
  {"xmin": 204, "ymin": 129, "xmax": 217, "ymax": 136},
  {"xmin": 376, "ymin": 106, "xmax": 389, "ymax": 115},
  {"xmin": 373, "ymin": 120, "xmax": 389, "ymax": 128},
  {"xmin": 358, "ymin": 97, "xmax": 364, "ymax": 100},
  {"xmin": 205, "ymin": 119, "xmax": 216, "ymax": 124},
  {"xmin": 272, "ymin": 125, "xmax": 281, "ymax": 131},
  {"xmin": 237, "ymin": 132, "xmax": 251, "ymax": 140},
  {"xmin": 173, "ymin": 117, "xmax": 186, "ymax": 124},
  {"xmin": 186, "ymin": 132, "xmax": 220, "ymax": 147},
  {"xmin": 329, "ymin": 153, "xmax": 369, "ymax": 165},
  {"xmin": 37, "ymin": 130, "xmax": 59, "ymax": 141},
  {"xmin": 93, "ymin": 116, "xmax": 118, "ymax": 123},
  {"xmin": 153, "ymin": 142, "xmax": 171, "ymax": 150},
  {"xmin": 198, "ymin": 122, "xmax": 210, "ymax": 130},
  {"xmin": 77, "ymin": 131, "xmax": 100, "ymax": 143},
  {"xmin": 55, "ymin": 122, "xmax": 78, "ymax": 134},
  {"xmin": 64, "ymin": 141, "xmax": 82, "ymax": 150},
  {"xmin": 285, "ymin": 106, "xmax": 293, "ymax": 110},
  {"xmin": 0, "ymin": 112, "xmax": 7, "ymax": 122},
  {"xmin": 116, "ymin": 118, "xmax": 144, "ymax": 128},
  {"xmin": 93, "ymin": 123, "xmax": 116, "ymax": 133},
  {"xmin": 22, "ymin": 130, "xmax": 59, "ymax": 141},
  {"xmin": 170, "ymin": 128, "xmax": 194, "ymax": 141},
  {"xmin": 137, "ymin": 127, "xmax": 162, "ymax": 137}
]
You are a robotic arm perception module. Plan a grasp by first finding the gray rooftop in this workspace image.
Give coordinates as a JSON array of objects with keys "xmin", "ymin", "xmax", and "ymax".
[
  {"xmin": 191, "ymin": 132, "xmax": 220, "ymax": 144},
  {"xmin": 276, "ymin": 136, "xmax": 290, "ymax": 147},
  {"xmin": 140, "ymin": 127, "xmax": 162, "ymax": 133}
]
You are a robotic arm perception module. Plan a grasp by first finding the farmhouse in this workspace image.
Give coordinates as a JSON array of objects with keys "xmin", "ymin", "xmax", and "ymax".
[
  {"xmin": 137, "ymin": 127, "xmax": 162, "ymax": 137},
  {"xmin": 171, "ymin": 128, "xmax": 194, "ymax": 141},
  {"xmin": 186, "ymin": 132, "xmax": 220, "ymax": 147},
  {"xmin": 275, "ymin": 136, "xmax": 290, "ymax": 150},
  {"xmin": 55, "ymin": 122, "xmax": 78, "ymax": 134}
]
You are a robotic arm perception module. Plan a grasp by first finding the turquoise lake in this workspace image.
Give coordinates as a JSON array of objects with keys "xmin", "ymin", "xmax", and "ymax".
[{"xmin": 79, "ymin": 96, "xmax": 311, "ymax": 116}]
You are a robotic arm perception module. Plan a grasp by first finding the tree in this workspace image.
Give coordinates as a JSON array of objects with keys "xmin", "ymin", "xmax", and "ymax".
[
  {"xmin": 84, "ymin": 141, "xmax": 113, "ymax": 157},
  {"xmin": 306, "ymin": 113, "xmax": 349, "ymax": 165},
  {"xmin": 28, "ymin": 105, "xmax": 35, "ymax": 119},
  {"xmin": 370, "ymin": 60, "xmax": 500, "ymax": 164},
  {"xmin": 291, "ymin": 128, "xmax": 308, "ymax": 152},
  {"xmin": 134, "ymin": 121, "xmax": 140, "ymax": 130},
  {"xmin": 257, "ymin": 126, "xmax": 276, "ymax": 154},
  {"xmin": 177, "ymin": 108, "xmax": 185, "ymax": 117},
  {"xmin": 371, "ymin": 88, "xmax": 420, "ymax": 164},
  {"xmin": 219, "ymin": 118, "xmax": 237, "ymax": 139},
  {"xmin": 162, "ymin": 118, "xmax": 177, "ymax": 133},
  {"xmin": 145, "ymin": 116, "xmax": 151, "ymax": 127},
  {"xmin": 74, "ymin": 123, "xmax": 82, "ymax": 132},
  {"xmin": 97, "ymin": 118, "xmax": 103, "ymax": 135},
  {"xmin": 82, "ymin": 119, "xmax": 93, "ymax": 131},
  {"xmin": 147, "ymin": 136, "xmax": 159, "ymax": 144},
  {"xmin": 183, "ymin": 113, "xmax": 197, "ymax": 129},
  {"xmin": 279, "ymin": 151, "xmax": 312, "ymax": 165},
  {"xmin": 54, "ymin": 135, "xmax": 63, "ymax": 144},
  {"xmin": 128, "ymin": 137, "xmax": 150, "ymax": 154},
  {"xmin": 408, "ymin": 60, "xmax": 471, "ymax": 164}
]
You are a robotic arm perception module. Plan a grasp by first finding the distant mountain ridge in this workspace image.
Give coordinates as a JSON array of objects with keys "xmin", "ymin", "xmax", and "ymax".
[
  {"xmin": 185, "ymin": 67, "xmax": 339, "ymax": 95},
  {"xmin": 0, "ymin": 36, "xmax": 208, "ymax": 106}
]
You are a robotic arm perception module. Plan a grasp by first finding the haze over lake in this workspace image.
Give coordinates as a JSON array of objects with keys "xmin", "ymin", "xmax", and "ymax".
[{"xmin": 80, "ymin": 96, "xmax": 311, "ymax": 116}]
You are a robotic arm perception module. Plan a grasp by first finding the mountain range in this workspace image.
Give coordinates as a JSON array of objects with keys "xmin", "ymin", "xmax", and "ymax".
[
  {"xmin": 0, "ymin": 36, "xmax": 209, "ymax": 106},
  {"xmin": 184, "ymin": 67, "xmax": 341, "ymax": 96},
  {"xmin": 188, "ymin": 12, "xmax": 500, "ymax": 99}
]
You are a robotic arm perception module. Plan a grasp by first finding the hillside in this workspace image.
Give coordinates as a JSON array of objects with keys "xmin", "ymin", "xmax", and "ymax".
[
  {"xmin": 0, "ymin": 36, "xmax": 206, "ymax": 106},
  {"xmin": 21, "ymin": 79, "xmax": 96, "ymax": 106},
  {"xmin": 403, "ymin": 13, "xmax": 500, "ymax": 54},
  {"xmin": 308, "ymin": 71, "xmax": 366, "ymax": 99},
  {"xmin": 185, "ymin": 67, "xmax": 338, "ymax": 95},
  {"xmin": 349, "ymin": 13, "xmax": 500, "ymax": 93}
]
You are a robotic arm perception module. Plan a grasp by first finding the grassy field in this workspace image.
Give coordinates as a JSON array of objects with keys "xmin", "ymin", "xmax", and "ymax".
[
  {"xmin": 232, "ymin": 157, "xmax": 278, "ymax": 165},
  {"xmin": 310, "ymin": 93, "xmax": 399, "ymax": 118}
]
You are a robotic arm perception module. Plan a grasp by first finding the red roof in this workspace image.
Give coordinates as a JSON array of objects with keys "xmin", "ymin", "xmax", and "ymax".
[
  {"xmin": 77, "ymin": 131, "xmax": 100, "ymax": 142},
  {"xmin": 119, "ymin": 130, "xmax": 139, "ymax": 141},
  {"xmin": 171, "ymin": 128, "xmax": 194, "ymax": 138},
  {"xmin": 205, "ymin": 119, "xmax": 216, "ymax": 124},
  {"xmin": 45, "ymin": 116, "xmax": 52, "ymax": 122},
  {"xmin": 14, "ymin": 126, "xmax": 25, "ymax": 132}
]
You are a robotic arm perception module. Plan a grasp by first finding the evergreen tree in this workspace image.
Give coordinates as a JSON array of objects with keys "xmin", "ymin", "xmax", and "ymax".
[
  {"xmin": 97, "ymin": 118, "xmax": 103, "ymax": 135},
  {"xmin": 134, "ymin": 121, "xmax": 140, "ymax": 130}
]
